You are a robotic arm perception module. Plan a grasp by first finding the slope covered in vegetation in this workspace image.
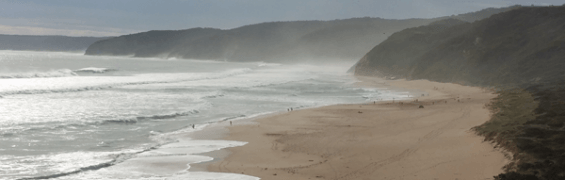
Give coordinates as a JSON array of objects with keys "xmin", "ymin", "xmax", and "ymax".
[
  {"xmin": 355, "ymin": 6, "xmax": 565, "ymax": 87},
  {"xmin": 355, "ymin": 5, "xmax": 565, "ymax": 179},
  {"xmin": 85, "ymin": 6, "xmax": 517, "ymax": 63}
]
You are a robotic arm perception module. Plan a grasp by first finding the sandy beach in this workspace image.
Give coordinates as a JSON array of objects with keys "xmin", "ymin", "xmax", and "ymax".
[{"xmin": 204, "ymin": 76, "xmax": 509, "ymax": 180}]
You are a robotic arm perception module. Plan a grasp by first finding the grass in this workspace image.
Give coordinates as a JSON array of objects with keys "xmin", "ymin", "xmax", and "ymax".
[
  {"xmin": 474, "ymin": 89, "xmax": 538, "ymax": 136},
  {"xmin": 473, "ymin": 89, "xmax": 538, "ymax": 174},
  {"xmin": 474, "ymin": 84, "xmax": 565, "ymax": 180}
]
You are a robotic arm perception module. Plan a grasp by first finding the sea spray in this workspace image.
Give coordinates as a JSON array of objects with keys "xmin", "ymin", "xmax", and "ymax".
[{"xmin": 0, "ymin": 51, "xmax": 408, "ymax": 179}]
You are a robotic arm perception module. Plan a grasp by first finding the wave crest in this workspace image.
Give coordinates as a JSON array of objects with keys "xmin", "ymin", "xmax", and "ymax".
[
  {"xmin": 0, "ymin": 68, "xmax": 253, "ymax": 97},
  {"xmin": 74, "ymin": 67, "xmax": 116, "ymax": 73},
  {"xmin": 101, "ymin": 110, "xmax": 200, "ymax": 125},
  {"xmin": 0, "ymin": 69, "xmax": 77, "ymax": 79}
]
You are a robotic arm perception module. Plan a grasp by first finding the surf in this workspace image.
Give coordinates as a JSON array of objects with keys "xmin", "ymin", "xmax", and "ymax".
[{"xmin": 0, "ymin": 51, "xmax": 406, "ymax": 180}]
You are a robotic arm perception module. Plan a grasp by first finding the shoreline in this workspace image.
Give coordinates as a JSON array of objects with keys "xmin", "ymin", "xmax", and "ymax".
[
  {"xmin": 187, "ymin": 76, "xmax": 417, "ymax": 173},
  {"xmin": 199, "ymin": 76, "xmax": 509, "ymax": 179}
]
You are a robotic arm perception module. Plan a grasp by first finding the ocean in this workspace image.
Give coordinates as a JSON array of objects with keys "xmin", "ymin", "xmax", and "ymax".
[{"xmin": 0, "ymin": 50, "xmax": 410, "ymax": 179}]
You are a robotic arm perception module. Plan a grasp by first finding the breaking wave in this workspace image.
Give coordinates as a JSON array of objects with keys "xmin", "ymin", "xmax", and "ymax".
[
  {"xmin": 1, "ymin": 108, "xmax": 206, "ymax": 137},
  {"xmin": 256, "ymin": 62, "xmax": 281, "ymax": 67},
  {"xmin": 17, "ymin": 147, "xmax": 158, "ymax": 180},
  {"xmin": 0, "ymin": 69, "xmax": 77, "ymax": 79},
  {"xmin": 221, "ymin": 114, "xmax": 246, "ymax": 121},
  {"xmin": 202, "ymin": 91, "xmax": 225, "ymax": 99},
  {"xmin": 74, "ymin": 67, "xmax": 116, "ymax": 73},
  {"xmin": 0, "ymin": 68, "xmax": 253, "ymax": 96},
  {"xmin": 101, "ymin": 110, "xmax": 200, "ymax": 125}
]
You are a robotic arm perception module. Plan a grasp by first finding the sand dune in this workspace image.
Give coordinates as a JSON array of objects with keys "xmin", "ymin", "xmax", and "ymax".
[{"xmin": 207, "ymin": 77, "xmax": 508, "ymax": 180}]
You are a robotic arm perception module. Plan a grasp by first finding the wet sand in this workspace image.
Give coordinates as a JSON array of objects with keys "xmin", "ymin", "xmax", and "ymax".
[{"xmin": 205, "ymin": 77, "xmax": 509, "ymax": 180}]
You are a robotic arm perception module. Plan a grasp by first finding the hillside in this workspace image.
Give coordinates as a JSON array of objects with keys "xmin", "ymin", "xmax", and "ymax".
[
  {"xmin": 85, "ymin": 6, "xmax": 517, "ymax": 63},
  {"xmin": 0, "ymin": 35, "xmax": 108, "ymax": 52},
  {"xmin": 354, "ymin": 6, "xmax": 565, "ymax": 179},
  {"xmin": 355, "ymin": 6, "xmax": 565, "ymax": 87},
  {"xmin": 85, "ymin": 18, "xmax": 433, "ymax": 63}
]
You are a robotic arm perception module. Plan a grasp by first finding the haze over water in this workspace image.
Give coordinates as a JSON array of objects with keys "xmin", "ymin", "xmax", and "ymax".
[{"xmin": 0, "ymin": 50, "xmax": 410, "ymax": 179}]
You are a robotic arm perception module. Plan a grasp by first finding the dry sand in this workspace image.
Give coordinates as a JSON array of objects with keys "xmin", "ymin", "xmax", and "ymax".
[{"xmin": 206, "ymin": 77, "xmax": 509, "ymax": 180}]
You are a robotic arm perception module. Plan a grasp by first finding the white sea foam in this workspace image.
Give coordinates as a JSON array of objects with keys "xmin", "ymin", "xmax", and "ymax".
[
  {"xmin": 0, "ymin": 51, "xmax": 412, "ymax": 180},
  {"xmin": 47, "ymin": 139, "xmax": 256, "ymax": 180},
  {"xmin": 0, "ymin": 68, "xmax": 253, "ymax": 96},
  {"xmin": 61, "ymin": 171, "xmax": 260, "ymax": 180},
  {"xmin": 0, "ymin": 69, "xmax": 77, "ymax": 79},
  {"xmin": 0, "ymin": 88, "xmax": 210, "ymax": 124},
  {"xmin": 74, "ymin": 67, "xmax": 116, "ymax": 73},
  {"xmin": 0, "ymin": 150, "xmax": 137, "ymax": 180},
  {"xmin": 100, "ymin": 109, "xmax": 202, "ymax": 125},
  {"xmin": 256, "ymin": 62, "xmax": 281, "ymax": 67}
]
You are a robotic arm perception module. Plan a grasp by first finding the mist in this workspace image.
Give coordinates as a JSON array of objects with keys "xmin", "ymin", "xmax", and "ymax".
[
  {"xmin": 0, "ymin": 35, "xmax": 109, "ymax": 52},
  {"xmin": 3, "ymin": 2, "xmax": 565, "ymax": 180}
]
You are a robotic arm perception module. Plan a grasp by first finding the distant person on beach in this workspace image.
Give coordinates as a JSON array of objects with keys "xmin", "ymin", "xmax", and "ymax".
[
  {"xmin": 192, "ymin": 124, "xmax": 195, "ymax": 129},
  {"xmin": 230, "ymin": 121, "xmax": 232, "ymax": 126}
]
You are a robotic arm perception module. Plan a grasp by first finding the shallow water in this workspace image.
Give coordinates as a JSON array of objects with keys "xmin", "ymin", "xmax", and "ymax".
[{"xmin": 0, "ymin": 51, "xmax": 410, "ymax": 179}]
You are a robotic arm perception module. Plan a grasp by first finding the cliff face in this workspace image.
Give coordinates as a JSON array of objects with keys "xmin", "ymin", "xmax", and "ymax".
[
  {"xmin": 355, "ymin": 6, "xmax": 565, "ymax": 87},
  {"xmin": 85, "ymin": 6, "xmax": 516, "ymax": 63},
  {"xmin": 0, "ymin": 35, "xmax": 108, "ymax": 52}
]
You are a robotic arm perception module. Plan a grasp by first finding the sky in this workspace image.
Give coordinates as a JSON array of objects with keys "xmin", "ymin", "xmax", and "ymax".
[{"xmin": 0, "ymin": 0, "xmax": 562, "ymax": 37}]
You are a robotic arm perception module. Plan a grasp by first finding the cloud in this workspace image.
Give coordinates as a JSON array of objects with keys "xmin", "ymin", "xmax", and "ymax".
[
  {"xmin": 0, "ymin": 24, "xmax": 135, "ymax": 37},
  {"xmin": 2, "ymin": 0, "xmax": 563, "ymax": 37}
]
